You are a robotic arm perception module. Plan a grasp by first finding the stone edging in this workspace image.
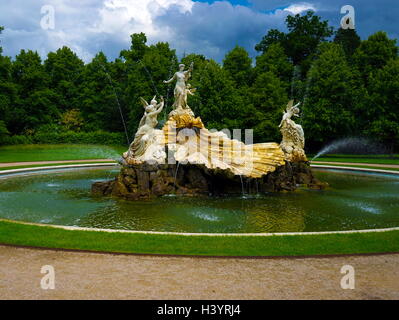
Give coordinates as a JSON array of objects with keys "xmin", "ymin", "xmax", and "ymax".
[
  {"xmin": 310, "ymin": 164, "xmax": 399, "ymax": 175},
  {"xmin": 4, "ymin": 220, "xmax": 396, "ymax": 237},
  {"xmin": 0, "ymin": 163, "xmax": 119, "ymax": 176}
]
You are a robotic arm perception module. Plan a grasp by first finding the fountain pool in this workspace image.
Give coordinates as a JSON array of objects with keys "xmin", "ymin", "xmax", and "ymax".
[{"xmin": 0, "ymin": 166, "xmax": 398, "ymax": 234}]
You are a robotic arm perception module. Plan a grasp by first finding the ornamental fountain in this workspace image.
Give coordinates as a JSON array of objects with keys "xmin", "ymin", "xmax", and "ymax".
[{"xmin": 92, "ymin": 62, "xmax": 326, "ymax": 199}]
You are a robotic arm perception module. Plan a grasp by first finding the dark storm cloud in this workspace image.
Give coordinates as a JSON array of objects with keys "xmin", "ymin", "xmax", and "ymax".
[
  {"xmin": 249, "ymin": 0, "xmax": 399, "ymax": 40},
  {"xmin": 156, "ymin": 1, "xmax": 289, "ymax": 61}
]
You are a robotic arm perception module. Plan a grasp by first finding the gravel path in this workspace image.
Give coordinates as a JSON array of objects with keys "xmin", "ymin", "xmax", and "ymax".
[{"xmin": 0, "ymin": 245, "xmax": 398, "ymax": 300}]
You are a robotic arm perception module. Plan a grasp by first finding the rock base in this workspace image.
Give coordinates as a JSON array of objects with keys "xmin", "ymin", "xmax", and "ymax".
[{"xmin": 92, "ymin": 161, "xmax": 327, "ymax": 200}]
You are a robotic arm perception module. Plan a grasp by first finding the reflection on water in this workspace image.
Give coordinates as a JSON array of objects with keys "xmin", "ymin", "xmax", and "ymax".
[{"xmin": 0, "ymin": 167, "xmax": 398, "ymax": 233}]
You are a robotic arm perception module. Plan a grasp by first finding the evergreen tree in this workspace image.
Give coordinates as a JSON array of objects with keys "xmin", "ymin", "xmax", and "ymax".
[
  {"xmin": 189, "ymin": 59, "xmax": 240, "ymax": 129},
  {"xmin": 255, "ymin": 29, "xmax": 285, "ymax": 54},
  {"xmin": 44, "ymin": 46, "xmax": 84, "ymax": 113},
  {"xmin": 254, "ymin": 43, "xmax": 293, "ymax": 84},
  {"xmin": 0, "ymin": 26, "xmax": 3, "ymax": 54},
  {"xmin": 0, "ymin": 26, "xmax": 19, "ymax": 136},
  {"xmin": 365, "ymin": 58, "xmax": 399, "ymax": 152},
  {"xmin": 0, "ymin": 54, "xmax": 19, "ymax": 135},
  {"xmin": 250, "ymin": 71, "xmax": 289, "ymax": 141},
  {"xmin": 255, "ymin": 11, "xmax": 333, "ymax": 69},
  {"xmin": 353, "ymin": 31, "xmax": 398, "ymax": 85},
  {"xmin": 11, "ymin": 50, "xmax": 58, "ymax": 133},
  {"xmin": 223, "ymin": 46, "xmax": 253, "ymax": 86},
  {"xmin": 333, "ymin": 27, "xmax": 361, "ymax": 58},
  {"xmin": 79, "ymin": 52, "xmax": 124, "ymax": 133},
  {"xmin": 121, "ymin": 32, "xmax": 148, "ymax": 63},
  {"xmin": 301, "ymin": 43, "xmax": 359, "ymax": 147}
]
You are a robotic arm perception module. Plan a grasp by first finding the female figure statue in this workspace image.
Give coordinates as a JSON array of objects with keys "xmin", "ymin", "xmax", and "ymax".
[{"xmin": 163, "ymin": 62, "xmax": 194, "ymax": 109}]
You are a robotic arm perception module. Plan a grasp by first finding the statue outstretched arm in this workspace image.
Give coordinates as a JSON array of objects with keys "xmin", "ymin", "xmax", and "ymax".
[
  {"xmin": 163, "ymin": 73, "xmax": 176, "ymax": 84},
  {"xmin": 154, "ymin": 96, "xmax": 164, "ymax": 114},
  {"xmin": 184, "ymin": 62, "xmax": 194, "ymax": 81}
]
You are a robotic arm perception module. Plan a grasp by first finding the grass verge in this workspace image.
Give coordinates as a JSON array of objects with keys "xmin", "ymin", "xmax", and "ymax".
[
  {"xmin": 311, "ymin": 163, "xmax": 399, "ymax": 172},
  {"xmin": 0, "ymin": 144, "xmax": 125, "ymax": 162},
  {"xmin": 0, "ymin": 220, "xmax": 398, "ymax": 256},
  {"xmin": 0, "ymin": 161, "xmax": 117, "ymax": 171},
  {"xmin": 311, "ymin": 154, "xmax": 399, "ymax": 165}
]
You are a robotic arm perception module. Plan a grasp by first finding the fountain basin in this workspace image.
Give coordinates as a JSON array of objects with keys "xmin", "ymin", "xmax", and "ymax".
[
  {"xmin": 0, "ymin": 165, "xmax": 398, "ymax": 234},
  {"xmin": 91, "ymin": 161, "xmax": 326, "ymax": 200}
]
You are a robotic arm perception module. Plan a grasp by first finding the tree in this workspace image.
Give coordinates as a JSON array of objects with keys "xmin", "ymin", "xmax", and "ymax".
[
  {"xmin": 255, "ymin": 11, "xmax": 333, "ymax": 68},
  {"xmin": 365, "ymin": 58, "xmax": 399, "ymax": 151},
  {"xmin": 223, "ymin": 46, "xmax": 253, "ymax": 86},
  {"xmin": 353, "ymin": 31, "xmax": 398, "ymax": 84},
  {"xmin": 285, "ymin": 12, "xmax": 334, "ymax": 65},
  {"xmin": 11, "ymin": 50, "xmax": 58, "ymax": 133},
  {"xmin": 250, "ymin": 71, "xmax": 289, "ymax": 141},
  {"xmin": 254, "ymin": 43, "xmax": 293, "ymax": 83},
  {"xmin": 0, "ymin": 45, "xmax": 19, "ymax": 135},
  {"xmin": 0, "ymin": 120, "xmax": 9, "ymax": 144},
  {"xmin": 255, "ymin": 29, "xmax": 285, "ymax": 53},
  {"xmin": 79, "ymin": 52, "xmax": 124, "ymax": 133},
  {"xmin": 301, "ymin": 43, "xmax": 359, "ymax": 147},
  {"xmin": 120, "ymin": 32, "xmax": 148, "ymax": 63},
  {"xmin": 0, "ymin": 26, "xmax": 4, "ymax": 54},
  {"xmin": 333, "ymin": 27, "xmax": 361, "ymax": 58},
  {"xmin": 44, "ymin": 46, "xmax": 84, "ymax": 113}
]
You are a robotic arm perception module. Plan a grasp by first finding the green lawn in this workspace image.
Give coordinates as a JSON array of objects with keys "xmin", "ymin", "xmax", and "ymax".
[
  {"xmin": 0, "ymin": 161, "xmax": 117, "ymax": 171},
  {"xmin": 0, "ymin": 144, "xmax": 126, "ymax": 163},
  {"xmin": 0, "ymin": 220, "xmax": 398, "ymax": 256},
  {"xmin": 1, "ymin": 145, "xmax": 398, "ymax": 166},
  {"xmin": 311, "ymin": 163, "xmax": 399, "ymax": 172},
  {"xmin": 312, "ymin": 154, "xmax": 399, "ymax": 165}
]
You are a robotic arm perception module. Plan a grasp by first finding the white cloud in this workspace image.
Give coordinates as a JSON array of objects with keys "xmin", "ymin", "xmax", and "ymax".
[
  {"xmin": 1, "ymin": 0, "xmax": 397, "ymax": 64},
  {"xmin": 283, "ymin": 3, "xmax": 316, "ymax": 15},
  {"xmin": 92, "ymin": 0, "xmax": 193, "ymax": 38}
]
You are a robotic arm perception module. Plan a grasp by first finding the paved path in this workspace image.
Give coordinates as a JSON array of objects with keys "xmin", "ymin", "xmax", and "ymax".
[
  {"xmin": 0, "ymin": 245, "xmax": 398, "ymax": 300},
  {"xmin": 312, "ymin": 161, "xmax": 399, "ymax": 169},
  {"xmin": 0, "ymin": 159, "xmax": 115, "ymax": 168}
]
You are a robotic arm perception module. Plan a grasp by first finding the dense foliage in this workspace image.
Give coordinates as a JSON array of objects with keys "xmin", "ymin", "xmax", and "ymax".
[{"xmin": 0, "ymin": 12, "xmax": 398, "ymax": 152}]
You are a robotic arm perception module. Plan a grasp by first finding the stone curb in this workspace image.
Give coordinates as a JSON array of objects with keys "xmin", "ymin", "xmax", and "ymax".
[
  {"xmin": 0, "ymin": 163, "xmax": 119, "ymax": 176},
  {"xmin": 1, "ymin": 218, "xmax": 398, "ymax": 238},
  {"xmin": 310, "ymin": 164, "xmax": 399, "ymax": 175}
]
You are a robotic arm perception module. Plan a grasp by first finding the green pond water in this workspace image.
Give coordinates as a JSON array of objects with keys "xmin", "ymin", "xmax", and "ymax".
[{"xmin": 0, "ymin": 166, "xmax": 398, "ymax": 233}]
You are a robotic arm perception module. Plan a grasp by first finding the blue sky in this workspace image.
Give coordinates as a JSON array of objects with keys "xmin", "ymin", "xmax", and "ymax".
[{"xmin": 0, "ymin": 0, "xmax": 397, "ymax": 63}]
